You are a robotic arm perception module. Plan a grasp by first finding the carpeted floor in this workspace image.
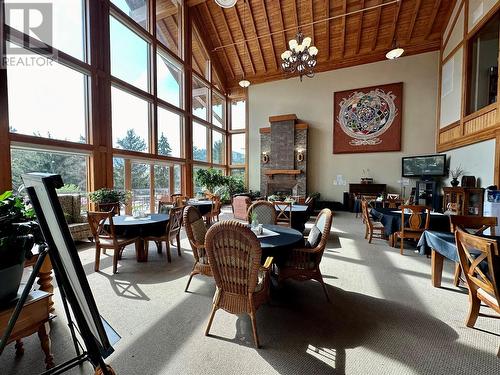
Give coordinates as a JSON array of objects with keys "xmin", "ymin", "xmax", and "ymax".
[{"xmin": 2, "ymin": 209, "xmax": 499, "ymax": 375}]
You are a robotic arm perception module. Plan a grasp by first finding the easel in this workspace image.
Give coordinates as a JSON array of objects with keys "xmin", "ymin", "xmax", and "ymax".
[{"xmin": 0, "ymin": 173, "xmax": 118, "ymax": 375}]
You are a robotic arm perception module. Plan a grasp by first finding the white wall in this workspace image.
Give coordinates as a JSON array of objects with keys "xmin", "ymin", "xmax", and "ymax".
[
  {"xmin": 442, "ymin": 139, "xmax": 496, "ymax": 188},
  {"xmin": 248, "ymin": 52, "xmax": 440, "ymax": 202}
]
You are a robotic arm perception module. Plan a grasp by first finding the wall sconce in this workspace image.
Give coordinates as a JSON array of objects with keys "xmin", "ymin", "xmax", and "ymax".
[
  {"xmin": 262, "ymin": 152, "xmax": 269, "ymax": 164},
  {"xmin": 296, "ymin": 149, "xmax": 305, "ymax": 162}
]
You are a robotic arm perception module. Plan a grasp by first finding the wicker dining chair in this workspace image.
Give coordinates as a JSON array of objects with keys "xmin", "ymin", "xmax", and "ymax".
[
  {"xmin": 361, "ymin": 200, "xmax": 385, "ymax": 243},
  {"xmin": 274, "ymin": 201, "xmax": 292, "ymax": 227},
  {"xmin": 247, "ymin": 200, "xmax": 276, "ymax": 225},
  {"xmin": 87, "ymin": 211, "xmax": 140, "ymax": 274},
  {"xmin": 449, "ymin": 215, "xmax": 498, "ymax": 287},
  {"xmin": 204, "ymin": 220, "xmax": 273, "ymax": 348},
  {"xmin": 144, "ymin": 206, "xmax": 184, "ymax": 262},
  {"xmin": 183, "ymin": 205, "xmax": 212, "ymax": 292},
  {"xmin": 395, "ymin": 205, "xmax": 430, "ymax": 255},
  {"xmin": 455, "ymin": 230, "xmax": 500, "ymax": 331},
  {"xmin": 276, "ymin": 208, "xmax": 333, "ymax": 302}
]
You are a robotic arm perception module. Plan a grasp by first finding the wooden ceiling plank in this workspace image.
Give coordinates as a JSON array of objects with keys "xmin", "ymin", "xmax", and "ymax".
[
  {"xmin": 371, "ymin": 0, "xmax": 383, "ymax": 51},
  {"xmin": 324, "ymin": 0, "xmax": 330, "ymax": 61},
  {"xmin": 203, "ymin": 2, "xmax": 235, "ymax": 78},
  {"xmin": 232, "ymin": 3, "xmax": 256, "ymax": 75},
  {"xmin": 425, "ymin": 0, "xmax": 443, "ymax": 39},
  {"xmin": 309, "ymin": 0, "xmax": 315, "ymax": 41},
  {"xmin": 407, "ymin": 0, "xmax": 423, "ymax": 41},
  {"xmin": 219, "ymin": 7, "xmax": 246, "ymax": 77},
  {"xmin": 387, "ymin": 0, "xmax": 402, "ymax": 48},
  {"xmin": 259, "ymin": 0, "xmax": 279, "ymax": 70},
  {"xmin": 340, "ymin": 0, "xmax": 347, "ymax": 57},
  {"xmin": 292, "ymin": 0, "xmax": 299, "ymax": 28},
  {"xmin": 158, "ymin": 19, "xmax": 178, "ymax": 51},
  {"xmin": 276, "ymin": 0, "xmax": 289, "ymax": 53},
  {"xmin": 355, "ymin": 0, "xmax": 365, "ymax": 54},
  {"xmin": 246, "ymin": 0, "xmax": 267, "ymax": 72}
]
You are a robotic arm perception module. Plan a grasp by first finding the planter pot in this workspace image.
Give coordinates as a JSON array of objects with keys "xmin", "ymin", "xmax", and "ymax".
[
  {"xmin": 450, "ymin": 178, "xmax": 460, "ymax": 187},
  {"xmin": 0, "ymin": 261, "xmax": 25, "ymax": 307}
]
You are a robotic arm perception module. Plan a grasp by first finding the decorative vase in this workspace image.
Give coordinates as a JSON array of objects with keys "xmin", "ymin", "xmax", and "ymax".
[
  {"xmin": 251, "ymin": 219, "xmax": 258, "ymax": 229},
  {"xmin": 450, "ymin": 178, "xmax": 459, "ymax": 187}
]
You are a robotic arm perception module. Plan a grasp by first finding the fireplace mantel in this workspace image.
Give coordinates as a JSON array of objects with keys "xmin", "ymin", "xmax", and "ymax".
[{"xmin": 264, "ymin": 169, "xmax": 302, "ymax": 179}]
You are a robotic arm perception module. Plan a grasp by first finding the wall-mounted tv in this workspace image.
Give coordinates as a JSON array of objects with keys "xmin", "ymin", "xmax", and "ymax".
[{"xmin": 402, "ymin": 154, "xmax": 447, "ymax": 177}]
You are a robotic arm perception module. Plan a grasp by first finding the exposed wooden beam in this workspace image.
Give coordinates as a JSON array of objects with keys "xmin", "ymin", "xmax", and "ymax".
[
  {"xmin": 387, "ymin": 0, "xmax": 402, "ymax": 48},
  {"xmin": 259, "ymin": 0, "xmax": 279, "ymax": 70},
  {"xmin": 232, "ymin": 3, "xmax": 256, "ymax": 75},
  {"xmin": 186, "ymin": 0, "xmax": 206, "ymax": 7},
  {"xmin": 325, "ymin": 0, "xmax": 330, "ymax": 61},
  {"xmin": 202, "ymin": 2, "xmax": 235, "ymax": 79},
  {"xmin": 219, "ymin": 7, "xmax": 246, "ymax": 77},
  {"xmin": 246, "ymin": 0, "xmax": 267, "ymax": 72},
  {"xmin": 309, "ymin": 0, "xmax": 315, "ymax": 41},
  {"xmin": 355, "ymin": 0, "xmax": 365, "ymax": 54},
  {"xmin": 425, "ymin": 0, "xmax": 442, "ymax": 39},
  {"xmin": 275, "ymin": 0, "xmax": 289, "ymax": 52},
  {"xmin": 371, "ymin": 0, "xmax": 383, "ymax": 51},
  {"xmin": 407, "ymin": 0, "xmax": 423, "ymax": 41},
  {"xmin": 292, "ymin": 0, "xmax": 299, "ymax": 29},
  {"xmin": 340, "ymin": 0, "xmax": 347, "ymax": 57}
]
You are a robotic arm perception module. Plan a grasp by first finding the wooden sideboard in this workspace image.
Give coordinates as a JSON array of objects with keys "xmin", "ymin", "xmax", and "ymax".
[
  {"xmin": 442, "ymin": 187, "xmax": 484, "ymax": 216},
  {"xmin": 347, "ymin": 183, "xmax": 387, "ymax": 211}
]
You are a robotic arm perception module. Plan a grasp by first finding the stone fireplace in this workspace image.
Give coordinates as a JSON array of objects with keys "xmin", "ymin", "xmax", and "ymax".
[{"xmin": 260, "ymin": 114, "xmax": 308, "ymax": 197}]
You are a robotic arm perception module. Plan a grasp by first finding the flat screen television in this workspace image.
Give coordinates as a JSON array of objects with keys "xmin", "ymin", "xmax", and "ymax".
[{"xmin": 402, "ymin": 154, "xmax": 446, "ymax": 177}]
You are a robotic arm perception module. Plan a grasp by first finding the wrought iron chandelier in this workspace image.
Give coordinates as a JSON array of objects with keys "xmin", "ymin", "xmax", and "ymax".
[{"xmin": 281, "ymin": 30, "xmax": 318, "ymax": 81}]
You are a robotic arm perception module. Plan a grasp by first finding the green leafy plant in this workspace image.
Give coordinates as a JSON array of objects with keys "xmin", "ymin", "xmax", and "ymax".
[
  {"xmin": 56, "ymin": 184, "xmax": 81, "ymax": 194},
  {"xmin": 88, "ymin": 188, "xmax": 131, "ymax": 206},
  {"xmin": 0, "ymin": 191, "xmax": 44, "ymax": 268},
  {"xmin": 195, "ymin": 168, "xmax": 226, "ymax": 194},
  {"xmin": 450, "ymin": 165, "xmax": 465, "ymax": 179},
  {"xmin": 309, "ymin": 192, "xmax": 321, "ymax": 200}
]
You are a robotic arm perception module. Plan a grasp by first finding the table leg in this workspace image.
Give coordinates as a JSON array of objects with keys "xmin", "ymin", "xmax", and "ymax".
[
  {"xmin": 431, "ymin": 249, "xmax": 444, "ymax": 288},
  {"xmin": 136, "ymin": 239, "xmax": 147, "ymax": 262},
  {"xmin": 37, "ymin": 257, "xmax": 54, "ymax": 314},
  {"xmin": 38, "ymin": 322, "xmax": 54, "ymax": 369},
  {"xmin": 15, "ymin": 339, "xmax": 24, "ymax": 357}
]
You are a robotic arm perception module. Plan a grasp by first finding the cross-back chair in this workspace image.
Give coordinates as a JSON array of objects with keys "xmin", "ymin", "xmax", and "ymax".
[
  {"xmin": 361, "ymin": 200, "xmax": 385, "ymax": 243},
  {"xmin": 356, "ymin": 195, "xmax": 378, "ymax": 219},
  {"xmin": 96, "ymin": 202, "xmax": 120, "ymax": 216},
  {"xmin": 274, "ymin": 201, "xmax": 292, "ymax": 227},
  {"xmin": 204, "ymin": 221, "xmax": 273, "ymax": 348},
  {"xmin": 144, "ymin": 206, "xmax": 184, "ymax": 262},
  {"xmin": 183, "ymin": 205, "xmax": 212, "ymax": 292},
  {"xmin": 277, "ymin": 208, "xmax": 333, "ymax": 302},
  {"xmin": 449, "ymin": 215, "xmax": 498, "ymax": 286},
  {"xmin": 383, "ymin": 198, "xmax": 404, "ymax": 209},
  {"xmin": 247, "ymin": 200, "xmax": 276, "ymax": 225},
  {"xmin": 395, "ymin": 205, "xmax": 430, "ymax": 255},
  {"xmin": 203, "ymin": 195, "xmax": 222, "ymax": 225},
  {"xmin": 87, "ymin": 211, "xmax": 140, "ymax": 274},
  {"xmin": 455, "ymin": 230, "xmax": 500, "ymax": 333}
]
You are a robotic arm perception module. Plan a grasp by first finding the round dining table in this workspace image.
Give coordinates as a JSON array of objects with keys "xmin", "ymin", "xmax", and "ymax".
[
  {"xmin": 186, "ymin": 200, "xmax": 213, "ymax": 215},
  {"xmin": 257, "ymin": 224, "xmax": 304, "ymax": 264},
  {"xmin": 273, "ymin": 204, "xmax": 310, "ymax": 233},
  {"xmin": 110, "ymin": 214, "xmax": 169, "ymax": 262}
]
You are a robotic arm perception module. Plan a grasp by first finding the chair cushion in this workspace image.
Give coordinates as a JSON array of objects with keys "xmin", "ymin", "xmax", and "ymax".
[
  {"xmin": 306, "ymin": 225, "xmax": 322, "ymax": 248},
  {"xmin": 191, "ymin": 218, "xmax": 207, "ymax": 244}
]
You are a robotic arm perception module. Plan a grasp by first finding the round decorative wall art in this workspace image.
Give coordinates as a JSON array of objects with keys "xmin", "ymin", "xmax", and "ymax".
[
  {"xmin": 333, "ymin": 82, "xmax": 402, "ymax": 154},
  {"xmin": 338, "ymin": 89, "xmax": 397, "ymax": 146}
]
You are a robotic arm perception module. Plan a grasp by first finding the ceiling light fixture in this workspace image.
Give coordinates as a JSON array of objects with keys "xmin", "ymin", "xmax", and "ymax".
[
  {"xmin": 238, "ymin": 0, "xmax": 250, "ymax": 88},
  {"xmin": 281, "ymin": 30, "xmax": 318, "ymax": 81},
  {"xmin": 215, "ymin": 0, "xmax": 237, "ymax": 8},
  {"xmin": 239, "ymin": 79, "xmax": 250, "ymax": 88},
  {"xmin": 386, "ymin": 40, "xmax": 404, "ymax": 60}
]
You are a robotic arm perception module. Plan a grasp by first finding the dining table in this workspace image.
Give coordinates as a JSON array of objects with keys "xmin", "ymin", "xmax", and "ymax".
[
  {"xmin": 273, "ymin": 204, "xmax": 311, "ymax": 233},
  {"xmin": 109, "ymin": 214, "xmax": 170, "ymax": 262},
  {"xmin": 255, "ymin": 224, "xmax": 304, "ymax": 265},
  {"xmin": 186, "ymin": 200, "xmax": 213, "ymax": 216}
]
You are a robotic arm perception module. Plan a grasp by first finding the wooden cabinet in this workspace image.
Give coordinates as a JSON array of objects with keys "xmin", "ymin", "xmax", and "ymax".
[
  {"xmin": 442, "ymin": 187, "xmax": 484, "ymax": 216},
  {"xmin": 348, "ymin": 183, "xmax": 387, "ymax": 211}
]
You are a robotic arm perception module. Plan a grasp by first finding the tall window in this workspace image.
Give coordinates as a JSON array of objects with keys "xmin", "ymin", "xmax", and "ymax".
[
  {"xmin": 193, "ymin": 122, "xmax": 208, "ymax": 162},
  {"xmin": 212, "ymin": 130, "xmax": 225, "ymax": 165},
  {"xmin": 157, "ymin": 107, "xmax": 182, "ymax": 157},
  {"xmin": 231, "ymin": 133, "xmax": 246, "ymax": 164},
  {"xmin": 467, "ymin": 12, "xmax": 499, "ymax": 114},
  {"xmin": 192, "ymin": 76, "xmax": 209, "ymax": 120},
  {"xmin": 231, "ymin": 100, "xmax": 246, "ymax": 130},
  {"xmin": 212, "ymin": 92, "xmax": 225, "ymax": 128},
  {"xmin": 157, "ymin": 50, "xmax": 182, "ymax": 108},
  {"xmin": 192, "ymin": 26, "xmax": 210, "ymax": 79},
  {"xmin": 156, "ymin": 0, "xmax": 183, "ymax": 58},
  {"xmin": 229, "ymin": 99, "xmax": 247, "ymax": 182}
]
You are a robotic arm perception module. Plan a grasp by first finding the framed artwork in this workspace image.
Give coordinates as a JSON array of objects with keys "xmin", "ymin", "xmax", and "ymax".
[{"xmin": 333, "ymin": 82, "xmax": 403, "ymax": 154}]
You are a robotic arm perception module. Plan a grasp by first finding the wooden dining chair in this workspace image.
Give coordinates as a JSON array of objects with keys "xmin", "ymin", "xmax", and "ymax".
[
  {"xmin": 383, "ymin": 198, "xmax": 404, "ymax": 209},
  {"xmin": 449, "ymin": 215, "xmax": 498, "ymax": 286},
  {"xmin": 455, "ymin": 230, "xmax": 500, "ymax": 332},
  {"xmin": 274, "ymin": 201, "xmax": 292, "ymax": 227},
  {"xmin": 395, "ymin": 205, "xmax": 430, "ymax": 255},
  {"xmin": 96, "ymin": 202, "xmax": 120, "ymax": 216},
  {"xmin": 144, "ymin": 206, "xmax": 184, "ymax": 262},
  {"xmin": 277, "ymin": 208, "xmax": 333, "ymax": 302},
  {"xmin": 361, "ymin": 200, "xmax": 385, "ymax": 244},
  {"xmin": 357, "ymin": 195, "xmax": 378, "ymax": 220},
  {"xmin": 183, "ymin": 205, "xmax": 212, "ymax": 292},
  {"xmin": 247, "ymin": 200, "xmax": 276, "ymax": 225},
  {"xmin": 203, "ymin": 195, "xmax": 221, "ymax": 225},
  {"xmin": 204, "ymin": 220, "xmax": 273, "ymax": 348},
  {"xmin": 87, "ymin": 211, "xmax": 140, "ymax": 274}
]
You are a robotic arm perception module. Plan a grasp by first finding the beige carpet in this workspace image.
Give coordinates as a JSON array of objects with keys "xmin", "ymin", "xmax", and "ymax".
[{"xmin": 2, "ymin": 209, "xmax": 499, "ymax": 375}]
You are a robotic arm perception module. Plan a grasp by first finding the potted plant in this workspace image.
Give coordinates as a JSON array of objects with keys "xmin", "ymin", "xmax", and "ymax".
[
  {"xmin": 450, "ymin": 166, "xmax": 464, "ymax": 187},
  {"xmin": 195, "ymin": 168, "xmax": 225, "ymax": 196},
  {"xmin": 88, "ymin": 188, "xmax": 130, "ymax": 210},
  {"xmin": 0, "ymin": 191, "xmax": 45, "ymax": 306}
]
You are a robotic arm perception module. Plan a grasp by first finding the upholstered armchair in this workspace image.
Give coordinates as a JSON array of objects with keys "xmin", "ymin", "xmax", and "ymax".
[
  {"xmin": 232, "ymin": 195, "xmax": 252, "ymax": 221},
  {"xmin": 57, "ymin": 194, "xmax": 92, "ymax": 242}
]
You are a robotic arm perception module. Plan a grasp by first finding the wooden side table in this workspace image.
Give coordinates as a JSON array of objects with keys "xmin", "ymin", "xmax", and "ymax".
[
  {"xmin": 0, "ymin": 290, "xmax": 54, "ymax": 369},
  {"xmin": 25, "ymin": 251, "xmax": 54, "ymax": 314}
]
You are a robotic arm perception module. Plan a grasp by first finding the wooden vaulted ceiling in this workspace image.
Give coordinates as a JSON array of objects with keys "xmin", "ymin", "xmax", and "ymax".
[{"xmin": 189, "ymin": 0, "xmax": 456, "ymax": 90}]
